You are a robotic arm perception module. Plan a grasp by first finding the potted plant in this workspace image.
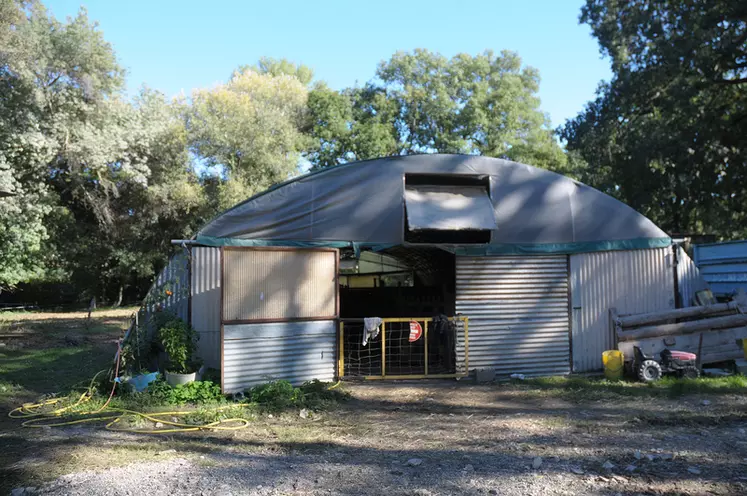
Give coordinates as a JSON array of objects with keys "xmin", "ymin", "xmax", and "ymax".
[{"xmin": 156, "ymin": 316, "xmax": 201, "ymax": 386}]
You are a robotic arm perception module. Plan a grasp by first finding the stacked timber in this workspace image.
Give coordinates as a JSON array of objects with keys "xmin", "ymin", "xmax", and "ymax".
[{"xmin": 611, "ymin": 290, "xmax": 747, "ymax": 365}]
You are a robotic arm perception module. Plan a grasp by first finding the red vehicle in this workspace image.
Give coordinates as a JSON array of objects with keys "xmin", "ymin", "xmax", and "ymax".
[{"xmin": 633, "ymin": 347, "xmax": 699, "ymax": 382}]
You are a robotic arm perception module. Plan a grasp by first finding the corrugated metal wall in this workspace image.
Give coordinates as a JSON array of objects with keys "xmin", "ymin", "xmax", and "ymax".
[
  {"xmin": 137, "ymin": 251, "xmax": 190, "ymax": 337},
  {"xmin": 455, "ymin": 256, "xmax": 570, "ymax": 377},
  {"xmin": 570, "ymin": 247, "xmax": 674, "ymax": 372},
  {"xmin": 191, "ymin": 247, "xmax": 221, "ymax": 369},
  {"xmin": 694, "ymin": 241, "xmax": 747, "ymax": 297},
  {"xmin": 222, "ymin": 249, "xmax": 337, "ymax": 322},
  {"xmin": 676, "ymin": 245, "xmax": 709, "ymax": 307},
  {"xmin": 222, "ymin": 320, "xmax": 336, "ymax": 392}
]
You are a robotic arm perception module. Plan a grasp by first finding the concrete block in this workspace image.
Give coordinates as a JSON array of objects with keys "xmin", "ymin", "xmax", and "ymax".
[{"xmin": 475, "ymin": 367, "xmax": 496, "ymax": 383}]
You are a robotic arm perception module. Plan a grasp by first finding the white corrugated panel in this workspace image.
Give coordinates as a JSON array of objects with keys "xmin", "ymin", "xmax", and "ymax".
[
  {"xmin": 456, "ymin": 256, "xmax": 570, "ymax": 377},
  {"xmin": 222, "ymin": 320, "xmax": 336, "ymax": 393},
  {"xmin": 676, "ymin": 245, "xmax": 709, "ymax": 307},
  {"xmin": 570, "ymin": 247, "xmax": 675, "ymax": 372},
  {"xmin": 191, "ymin": 247, "xmax": 221, "ymax": 369}
]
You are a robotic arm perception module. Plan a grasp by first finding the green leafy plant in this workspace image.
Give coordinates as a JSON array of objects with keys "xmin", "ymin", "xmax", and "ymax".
[
  {"xmin": 245, "ymin": 379, "xmax": 350, "ymax": 412},
  {"xmin": 247, "ymin": 380, "xmax": 301, "ymax": 411},
  {"xmin": 169, "ymin": 381, "xmax": 225, "ymax": 405},
  {"xmin": 156, "ymin": 317, "xmax": 200, "ymax": 374},
  {"xmin": 118, "ymin": 379, "xmax": 225, "ymax": 407}
]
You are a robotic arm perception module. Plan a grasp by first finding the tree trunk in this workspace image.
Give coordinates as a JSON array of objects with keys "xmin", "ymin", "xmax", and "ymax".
[{"xmin": 113, "ymin": 285, "xmax": 123, "ymax": 308}]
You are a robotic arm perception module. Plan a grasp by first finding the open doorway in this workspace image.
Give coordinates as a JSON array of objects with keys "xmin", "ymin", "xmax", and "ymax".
[{"xmin": 338, "ymin": 246, "xmax": 462, "ymax": 378}]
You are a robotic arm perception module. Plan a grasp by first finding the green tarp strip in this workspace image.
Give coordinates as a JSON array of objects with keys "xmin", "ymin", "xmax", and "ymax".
[
  {"xmin": 194, "ymin": 236, "xmax": 397, "ymax": 253},
  {"xmin": 195, "ymin": 235, "xmax": 671, "ymax": 255},
  {"xmin": 452, "ymin": 237, "xmax": 672, "ymax": 256}
]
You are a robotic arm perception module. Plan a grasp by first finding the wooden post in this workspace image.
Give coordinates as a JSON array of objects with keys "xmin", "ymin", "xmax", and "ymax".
[
  {"xmin": 610, "ymin": 308, "xmax": 620, "ymax": 345},
  {"xmin": 618, "ymin": 314, "xmax": 747, "ymax": 342},
  {"xmin": 424, "ymin": 320, "xmax": 429, "ymax": 376},
  {"xmin": 338, "ymin": 321, "xmax": 345, "ymax": 379},
  {"xmin": 381, "ymin": 322, "xmax": 386, "ymax": 378},
  {"xmin": 617, "ymin": 301, "xmax": 738, "ymax": 328}
]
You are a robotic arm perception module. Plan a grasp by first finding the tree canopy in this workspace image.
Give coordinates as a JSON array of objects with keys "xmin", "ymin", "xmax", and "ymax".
[
  {"xmin": 307, "ymin": 49, "xmax": 569, "ymax": 174},
  {"xmin": 561, "ymin": 0, "xmax": 747, "ymax": 237},
  {"xmin": 0, "ymin": 0, "xmax": 581, "ymax": 303}
]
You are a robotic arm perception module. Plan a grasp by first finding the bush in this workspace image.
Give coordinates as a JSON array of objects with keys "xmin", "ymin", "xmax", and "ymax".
[
  {"xmin": 247, "ymin": 380, "xmax": 301, "ymax": 411},
  {"xmin": 246, "ymin": 379, "xmax": 350, "ymax": 412},
  {"xmin": 156, "ymin": 317, "xmax": 199, "ymax": 373},
  {"xmin": 120, "ymin": 379, "xmax": 225, "ymax": 407},
  {"xmin": 169, "ymin": 381, "xmax": 225, "ymax": 405}
]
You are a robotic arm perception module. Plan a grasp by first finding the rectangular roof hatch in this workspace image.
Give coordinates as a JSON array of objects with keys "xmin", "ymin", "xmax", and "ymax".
[{"xmin": 404, "ymin": 185, "xmax": 497, "ymax": 231}]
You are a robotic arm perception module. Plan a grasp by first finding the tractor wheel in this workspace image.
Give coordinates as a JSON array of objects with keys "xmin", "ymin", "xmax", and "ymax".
[
  {"xmin": 682, "ymin": 366, "xmax": 700, "ymax": 379},
  {"xmin": 637, "ymin": 360, "xmax": 663, "ymax": 382}
]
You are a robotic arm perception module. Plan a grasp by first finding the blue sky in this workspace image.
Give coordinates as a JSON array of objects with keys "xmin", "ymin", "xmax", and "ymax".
[{"xmin": 45, "ymin": 0, "xmax": 610, "ymax": 128}]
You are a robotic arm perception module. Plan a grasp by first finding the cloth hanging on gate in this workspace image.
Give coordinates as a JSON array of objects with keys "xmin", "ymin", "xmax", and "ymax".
[
  {"xmin": 432, "ymin": 314, "xmax": 456, "ymax": 371},
  {"xmin": 362, "ymin": 317, "xmax": 383, "ymax": 346}
]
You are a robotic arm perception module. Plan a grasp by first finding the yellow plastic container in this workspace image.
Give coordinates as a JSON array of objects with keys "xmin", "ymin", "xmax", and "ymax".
[{"xmin": 602, "ymin": 350, "xmax": 624, "ymax": 381}]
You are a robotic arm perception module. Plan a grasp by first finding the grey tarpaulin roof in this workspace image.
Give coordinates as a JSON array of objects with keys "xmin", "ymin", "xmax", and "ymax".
[{"xmin": 197, "ymin": 154, "xmax": 670, "ymax": 255}]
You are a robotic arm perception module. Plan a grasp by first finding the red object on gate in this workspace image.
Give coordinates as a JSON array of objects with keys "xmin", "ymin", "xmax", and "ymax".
[{"xmin": 409, "ymin": 321, "xmax": 423, "ymax": 343}]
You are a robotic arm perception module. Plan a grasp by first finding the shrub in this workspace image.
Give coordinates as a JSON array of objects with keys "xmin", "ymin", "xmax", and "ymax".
[
  {"xmin": 169, "ymin": 381, "xmax": 225, "ymax": 405},
  {"xmin": 119, "ymin": 379, "xmax": 225, "ymax": 407},
  {"xmin": 247, "ymin": 380, "xmax": 301, "ymax": 411},
  {"xmin": 246, "ymin": 379, "xmax": 350, "ymax": 412},
  {"xmin": 156, "ymin": 317, "xmax": 199, "ymax": 373}
]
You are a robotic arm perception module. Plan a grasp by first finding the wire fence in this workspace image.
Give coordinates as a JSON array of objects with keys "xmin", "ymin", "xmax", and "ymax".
[{"xmin": 340, "ymin": 317, "xmax": 468, "ymax": 379}]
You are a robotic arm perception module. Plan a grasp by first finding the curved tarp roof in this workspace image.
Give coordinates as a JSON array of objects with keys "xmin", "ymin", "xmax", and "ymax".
[{"xmin": 197, "ymin": 154, "xmax": 670, "ymax": 255}]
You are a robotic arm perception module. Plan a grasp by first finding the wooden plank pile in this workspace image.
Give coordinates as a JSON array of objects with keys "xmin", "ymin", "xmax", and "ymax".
[{"xmin": 611, "ymin": 290, "xmax": 747, "ymax": 365}]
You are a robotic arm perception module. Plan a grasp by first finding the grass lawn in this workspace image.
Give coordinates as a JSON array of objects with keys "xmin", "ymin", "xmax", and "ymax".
[
  {"xmin": 0, "ymin": 308, "xmax": 135, "ymax": 492},
  {"xmin": 0, "ymin": 308, "xmax": 134, "ymax": 408}
]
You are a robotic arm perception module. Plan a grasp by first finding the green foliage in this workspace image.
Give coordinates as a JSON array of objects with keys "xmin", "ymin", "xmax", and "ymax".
[
  {"xmin": 247, "ymin": 380, "xmax": 301, "ymax": 411},
  {"xmin": 186, "ymin": 69, "xmax": 310, "ymax": 212},
  {"xmin": 118, "ymin": 379, "xmax": 225, "ymax": 407},
  {"xmin": 307, "ymin": 49, "xmax": 569, "ymax": 175},
  {"xmin": 246, "ymin": 379, "xmax": 350, "ymax": 412},
  {"xmin": 3, "ymin": 1, "xmax": 577, "ymax": 301},
  {"xmin": 156, "ymin": 317, "xmax": 199, "ymax": 374},
  {"xmin": 169, "ymin": 380, "xmax": 224, "ymax": 405},
  {"xmin": 561, "ymin": 0, "xmax": 747, "ymax": 238},
  {"xmin": 0, "ymin": 1, "xmax": 204, "ymax": 297}
]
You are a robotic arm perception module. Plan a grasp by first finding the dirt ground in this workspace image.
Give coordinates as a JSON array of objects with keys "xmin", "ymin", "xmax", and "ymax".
[
  {"xmin": 5, "ymin": 381, "xmax": 747, "ymax": 496},
  {"xmin": 3, "ymin": 309, "xmax": 747, "ymax": 495}
]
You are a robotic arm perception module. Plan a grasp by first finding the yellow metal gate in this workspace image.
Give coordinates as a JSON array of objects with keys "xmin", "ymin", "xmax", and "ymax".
[{"xmin": 338, "ymin": 316, "xmax": 469, "ymax": 380}]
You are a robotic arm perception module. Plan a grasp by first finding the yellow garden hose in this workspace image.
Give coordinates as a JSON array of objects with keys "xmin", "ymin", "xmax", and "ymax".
[
  {"xmin": 11, "ymin": 396, "xmax": 254, "ymax": 434},
  {"xmin": 9, "ymin": 340, "xmax": 344, "ymax": 434}
]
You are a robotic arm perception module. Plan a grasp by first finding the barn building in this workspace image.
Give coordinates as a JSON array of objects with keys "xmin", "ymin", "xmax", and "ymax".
[{"xmin": 152, "ymin": 154, "xmax": 688, "ymax": 393}]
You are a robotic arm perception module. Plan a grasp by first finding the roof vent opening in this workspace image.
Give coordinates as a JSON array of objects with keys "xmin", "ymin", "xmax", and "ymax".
[{"xmin": 404, "ymin": 174, "xmax": 495, "ymax": 245}]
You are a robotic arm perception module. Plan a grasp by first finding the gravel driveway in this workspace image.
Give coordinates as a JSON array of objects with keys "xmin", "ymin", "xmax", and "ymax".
[{"xmin": 9, "ymin": 382, "xmax": 747, "ymax": 496}]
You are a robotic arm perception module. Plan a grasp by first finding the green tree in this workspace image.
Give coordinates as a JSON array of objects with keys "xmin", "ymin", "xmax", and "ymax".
[
  {"xmin": 0, "ymin": 1, "xmax": 125, "ymax": 290},
  {"xmin": 1, "ymin": 1, "xmax": 203, "ymax": 301},
  {"xmin": 187, "ymin": 69, "xmax": 310, "ymax": 211},
  {"xmin": 561, "ymin": 0, "xmax": 747, "ymax": 237},
  {"xmin": 307, "ymin": 49, "xmax": 569, "ymax": 174}
]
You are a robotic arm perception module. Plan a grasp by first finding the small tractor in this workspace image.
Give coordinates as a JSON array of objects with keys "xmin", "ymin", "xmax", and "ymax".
[{"xmin": 633, "ymin": 346, "xmax": 700, "ymax": 382}]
